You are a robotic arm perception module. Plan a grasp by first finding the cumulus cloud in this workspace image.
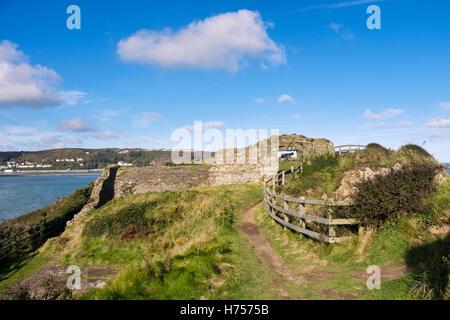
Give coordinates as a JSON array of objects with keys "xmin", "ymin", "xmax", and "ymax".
[
  {"xmin": 329, "ymin": 23, "xmax": 355, "ymax": 40},
  {"xmin": 117, "ymin": 10, "xmax": 285, "ymax": 72},
  {"xmin": 58, "ymin": 118, "xmax": 95, "ymax": 132},
  {"xmin": 0, "ymin": 40, "xmax": 84, "ymax": 108},
  {"xmin": 363, "ymin": 108, "xmax": 404, "ymax": 120},
  {"xmin": 438, "ymin": 102, "xmax": 450, "ymax": 110},
  {"xmin": 425, "ymin": 118, "xmax": 450, "ymax": 128},
  {"xmin": 131, "ymin": 112, "xmax": 162, "ymax": 128},
  {"xmin": 278, "ymin": 94, "xmax": 295, "ymax": 103}
]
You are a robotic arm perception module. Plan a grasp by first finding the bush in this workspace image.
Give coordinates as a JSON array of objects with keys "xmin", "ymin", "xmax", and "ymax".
[
  {"xmin": 302, "ymin": 154, "xmax": 338, "ymax": 176},
  {"xmin": 352, "ymin": 163, "xmax": 440, "ymax": 225},
  {"xmin": 83, "ymin": 203, "xmax": 150, "ymax": 237},
  {"xmin": 365, "ymin": 143, "xmax": 389, "ymax": 152},
  {"xmin": 399, "ymin": 144, "xmax": 432, "ymax": 158}
]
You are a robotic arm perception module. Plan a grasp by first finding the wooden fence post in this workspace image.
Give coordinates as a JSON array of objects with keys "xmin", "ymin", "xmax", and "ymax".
[
  {"xmin": 283, "ymin": 200, "xmax": 290, "ymax": 230},
  {"xmin": 272, "ymin": 176, "xmax": 275, "ymax": 190},
  {"xmin": 328, "ymin": 208, "xmax": 336, "ymax": 241},
  {"xmin": 298, "ymin": 203, "xmax": 306, "ymax": 229},
  {"xmin": 282, "ymin": 171, "xmax": 285, "ymax": 186}
]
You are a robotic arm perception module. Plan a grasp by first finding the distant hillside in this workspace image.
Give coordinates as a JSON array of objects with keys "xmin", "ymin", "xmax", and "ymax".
[{"xmin": 0, "ymin": 148, "xmax": 171, "ymax": 170}]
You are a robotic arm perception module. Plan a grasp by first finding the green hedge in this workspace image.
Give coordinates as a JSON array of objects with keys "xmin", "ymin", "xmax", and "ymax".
[{"xmin": 352, "ymin": 163, "xmax": 440, "ymax": 225}]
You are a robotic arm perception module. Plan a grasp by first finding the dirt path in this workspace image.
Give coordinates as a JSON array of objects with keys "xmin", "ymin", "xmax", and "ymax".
[
  {"xmin": 237, "ymin": 202, "xmax": 359, "ymax": 300},
  {"xmin": 237, "ymin": 202, "xmax": 305, "ymax": 299}
]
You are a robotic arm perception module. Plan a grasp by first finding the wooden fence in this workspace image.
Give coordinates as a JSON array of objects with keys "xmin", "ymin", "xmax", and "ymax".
[
  {"xmin": 262, "ymin": 165, "xmax": 358, "ymax": 243},
  {"xmin": 335, "ymin": 145, "xmax": 366, "ymax": 155}
]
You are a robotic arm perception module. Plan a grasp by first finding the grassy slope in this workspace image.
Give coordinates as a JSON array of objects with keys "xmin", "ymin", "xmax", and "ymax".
[
  {"xmin": 255, "ymin": 176, "xmax": 449, "ymax": 299},
  {"xmin": 1, "ymin": 184, "xmax": 289, "ymax": 299}
]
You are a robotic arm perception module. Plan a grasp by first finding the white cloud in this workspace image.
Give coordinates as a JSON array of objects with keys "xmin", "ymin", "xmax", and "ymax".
[
  {"xmin": 363, "ymin": 108, "xmax": 404, "ymax": 120},
  {"xmin": 438, "ymin": 102, "xmax": 450, "ymax": 110},
  {"xmin": 59, "ymin": 90, "xmax": 87, "ymax": 106},
  {"xmin": 3, "ymin": 126, "xmax": 35, "ymax": 135},
  {"xmin": 41, "ymin": 134, "xmax": 63, "ymax": 146},
  {"xmin": 94, "ymin": 109, "xmax": 123, "ymax": 122},
  {"xmin": 0, "ymin": 40, "xmax": 84, "ymax": 108},
  {"xmin": 58, "ymin": 118, "xmax": 95, "ymax": 132},
  {"xmin": 295, "ymin": 0, "xmax": 382, "ymax": 12},
  {"xmin": 253, "ymin": 98, "xmax": 265, "ymax": 103},
  {"xmin": 87, "ymin": 131, "xmax": 120, "ymax": 140},
  {"xmin": 425, "ymin": 118, "xmax": 450, "ymax": 128},
  {"xmin": 329, "ymin": 23, "xmax": 355, "ymax": 40},
  {"xmin": 131, "ymin": 112, "xmax": 162, "ymax": 127},
  {"xmin": 377, "ymin": 121, "xmax": 414, "ymax": 127},
  {"xmin": 0, "ymin": 128, "xmax": 82, "ymax": 150},
  {"xmin": 65, "ymin": 135, "xmax": 82, "ymax": 144},
  {"xmin": 291, "ymin": 113, "xmax": 301, "ymax": 119},
  {"xmin": 117, "ymin": 10, "xmax": 285, "ymax": 72},
  {"xmin": 430, "ymin": 131, "xmax": 447, "ymax": 138},
  {"xmin": 278, "ymin": 94, "xmax": 295, "ymax": 104},
  {"xmin": 183, "ymin": 121, "xmax": 225, "ymax": 132}
]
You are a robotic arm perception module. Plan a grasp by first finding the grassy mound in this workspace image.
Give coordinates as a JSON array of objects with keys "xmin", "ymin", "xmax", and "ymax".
[
  {"xmin": 279, "ymin": 143, "xmax": 442, "ymax": 203},
  {"xmin": 34, "ymin": 184, "xmax": 286, "ymax": 299}
]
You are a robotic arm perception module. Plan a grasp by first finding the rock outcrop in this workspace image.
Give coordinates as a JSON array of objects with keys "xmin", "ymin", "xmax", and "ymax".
[
  {"xmin": 334, "ymin": 164, "xmax": 402, "ymax": 202},
  {"xmin": 278, "ymin": 134, "xmax": 334, "ymax": 159}
]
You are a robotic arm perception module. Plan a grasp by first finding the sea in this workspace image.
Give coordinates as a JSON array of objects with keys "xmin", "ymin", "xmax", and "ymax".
[{"xmin": 0, "ymin": 173, "xmax": 100, "ymax": 223}]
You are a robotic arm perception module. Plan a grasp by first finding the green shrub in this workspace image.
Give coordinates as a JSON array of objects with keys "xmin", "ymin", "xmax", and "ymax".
[
  {"xmin": 365, "ymin": 143, "xmax": 389, "ymax": 152},
  {"xmin": 302, "ymin": 154, "xmax": 338, "ymax": 176},
  {"xmin": 352, "ymin": 163, "xmax": 440, "ymax": 225},
  {"xmin": 399, "ymin": 144, "xmax": 432, "ymax": 158},
  {"xmin": 83, "ymin": 203, "xmax": 150, "ymax": 237}
]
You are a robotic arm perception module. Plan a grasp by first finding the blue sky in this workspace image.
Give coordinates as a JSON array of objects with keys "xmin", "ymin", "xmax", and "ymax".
[{"xmin": 0, "ymin": 0, "xmax": 449, "ymax": 161}]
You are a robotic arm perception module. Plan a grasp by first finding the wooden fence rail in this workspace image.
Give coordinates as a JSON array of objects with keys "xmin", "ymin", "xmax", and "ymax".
[
  {"xmin": 262, "ymin": 165, "xmax": 359, "ymax": 243},
  {"xmin": 335, "ymin": 145, "xmax": 366, "ymax": 155},
  {"xmin": 0, "ymin": 220, "xmax": 64, "ymax": 261}
]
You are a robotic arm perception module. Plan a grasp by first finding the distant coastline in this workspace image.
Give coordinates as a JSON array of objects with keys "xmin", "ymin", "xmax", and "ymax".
[{"xmin": 0, "ymin": 169, "xmax": 103, "ymax": 177}]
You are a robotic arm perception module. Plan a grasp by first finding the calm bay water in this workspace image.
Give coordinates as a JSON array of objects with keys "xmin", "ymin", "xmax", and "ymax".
[{"xmin": 0, "ymin": 175, "xmax": 99, "ymax": 223}]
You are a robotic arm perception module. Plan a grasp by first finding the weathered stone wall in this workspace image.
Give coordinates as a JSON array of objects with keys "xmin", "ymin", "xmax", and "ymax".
[
  {"xmin": 113, "ymin": 162, "xmax": 278, "ymax": 198},
  {"xmin": 90, "ymin": 165, "xmax": 118, "ymax": 207},
  {"xmin": 114, "ymin": 166, "xmax": 211, "ymax": 198},
  {"xmin": 208, "ymin": 163, "xmax": 278, "ymax": 186},
  {"xmin": 278, "ymin": 134, "xmax": 334, "ymax": 159}
]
